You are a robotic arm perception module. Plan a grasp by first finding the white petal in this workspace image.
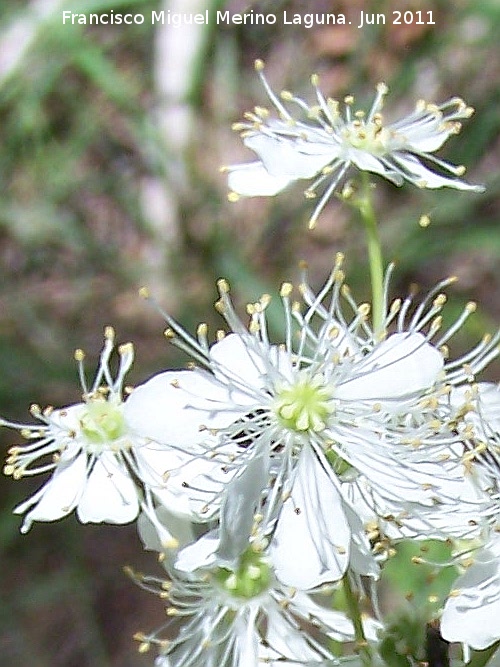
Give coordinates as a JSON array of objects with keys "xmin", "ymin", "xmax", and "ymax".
[
  {"xmin": 317, "ymin": 320, "xmax": 361, "ymax": 358},
  {"xmin": 347, "ymin": 147, "xmax": 396, "ymax": 179},
  {"xmin": 393, "ymin": 153, "xmax": 484, "ymax": 191},
  {"xmin": 334, "ymin": 424, "xmax": 466, "ymax": 507},
  {"xmin": 175, "ymin": 533, "xmax": 219, "ymax": 571},
  {"xmin": 388, "ymin": 116, "xmax": 451, "ymax": 153},
  {"xmin": 125, "ymin": 369, "xmax": 244, "ymax": 445},
  {"xmin": 441, "ymin": 537, "xmax": 500, "ymax": 649},
  {"xmin": 227, "ymin": 161, "xmax": 294, "ymax": 196},
  {"xmin": 217, "ymin": 453, "xmax": 269, "ymax": 562},
  {"xmin": 49, "ymin": 403, "xmax": 86, "ymax": 433},
  {"xmin": 137, "ymin": 505, "xmax": 194, "ymax": 554},
  {"xmin": 209, "ymin": 334, "xmax": 269, "ymax": 393},
  {"xmin": 77, "ymin": 453, "xmax": 139, "ymax": 524},
  {"xmin": 234, "ymin": 609, "xmax": 259, "ymax": 667},
  {"xmin": 473, "ymin": 383, "xmax": 500, "ymax": 432},
  {"xmin": 14, "ymin": 453, "xmax": 87, "ymax": 532},
  {"xmin": 265, "ymin": 602, "xmax": 323, "ymax": 661},
  {"xmin": 291, "ymin": 590, "xmax": 382, "ymax": 641},
  {"xmin": 208, "ymin": 335, "xmax": 294, "ymax": 406},
  {"xmin": 174, "ymin": 369, "xmax": 258, "ymax": 417},
  {"xmin": 403, "ymin": 131, "xmax": 449, "ymax": 153},
  {"xmin": 337, "ymin": 332, "xmax": 443, "ymax": 401},
  {"xmin": 244, "ymin": 134, "xmax": 337, "ymax": 179},
  {"xmin": 271, "ymin": 445, "xmax": 350, "ymax": 588},
  {"xmin": 343, "ymin": 502, "xmax": 380, "ymax": 579},
  {"xmin": 133, "ymin": 442, "xmax": 190, "ymax": 490},
  {"xmin": 135, "ymin": 444, "xmax": 228, "ymax": 520}
]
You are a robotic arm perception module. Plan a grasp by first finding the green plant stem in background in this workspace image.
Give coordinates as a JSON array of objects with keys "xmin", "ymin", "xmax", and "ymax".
[
  {"xmin": 355, "ymin": 174, "xmax": 385, "ymax": 336},
  {"xmin": 467, "ymin": 641, "xmax": 500, "ymax": 667},
  {"xmin": 342, "ymin": 571, "xmax": 373, "ymax": 667}
]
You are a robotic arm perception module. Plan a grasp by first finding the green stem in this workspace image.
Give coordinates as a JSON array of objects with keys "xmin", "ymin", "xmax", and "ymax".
[
  {"xmin": 342, "ymin": 572, "xmax": 372, "ymax": 666},
  {"xmin": 356, "ymin": 174, "xmax": 385, "ymax": 336},
  {"xmin": 466, "ymin": 641, "xmax": 500, "ymax": 667}
]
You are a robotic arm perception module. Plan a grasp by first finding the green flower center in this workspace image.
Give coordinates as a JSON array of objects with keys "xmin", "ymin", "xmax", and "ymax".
[
  {"xmin": 80, "ymin": 398, "xmax": 126, "ymax": 446},
  {"xmin": 214, "ymin": 549, "xmax": 271, "ymax": 600},
  {"xmin": 274, "ymin": 376, "xmax": 333, "ymax": 433}
]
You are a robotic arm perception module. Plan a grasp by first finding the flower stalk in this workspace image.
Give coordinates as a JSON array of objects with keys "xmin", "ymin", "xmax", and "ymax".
[
  {"xmin": 352, "ymin": 173, "xmax": 385, "ymax": 336},
  {"xmin": 342, "ymin": 571, "xmax": 373, "ymax": 667}
]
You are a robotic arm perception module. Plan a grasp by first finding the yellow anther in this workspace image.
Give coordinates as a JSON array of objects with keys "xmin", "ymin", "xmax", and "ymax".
[
  {"xmin": 166, "ymin": 607, "xmax": 179, "ymax": 616},
  {"xmin": 430, "ymin": 315, "xmax": 442, "ymax": 332},
  {"xmin": 358, "ymin": 303, "xmax": 371, "ymax": 317},
  {"xmin": 197, "ymin": 322, "xmax": 208, "ymax": 337},
  {"xmin": 260, "ymin": 293, "xmax": 272, "ymax": 307},
  {"xmin": 119, "ymin": 342, "xmax": 133, "ymax": 356},
  {"xmin": 280, "ymin": 90, "xmax": 293, "ymax": 101},
  {"xmin": 217, "ymin": 278, "xmax": 230, "ymax": 294},
  {"xmin": 254, "ymin": 106, "xmax": 269, "ymax": 118},
  {"xmin": 162, "ymin": 538, "xmax": 179, "ymax": 549}
]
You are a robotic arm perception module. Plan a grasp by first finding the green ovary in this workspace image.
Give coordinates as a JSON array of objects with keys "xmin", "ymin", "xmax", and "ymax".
[
  {"xmin": 215, "ymin": 549, "xmax": 271, "ymax": 600},
  {"xmin": 274, "ymin": 376, "xmax": 333, "ymax": 433},
  {"xmin": 345, "ymin": 123, "xmax": 389, "ymax": 155},
  {"xmin": 80, "ymin": 399, "xmax": 125, "ymax": 445}
]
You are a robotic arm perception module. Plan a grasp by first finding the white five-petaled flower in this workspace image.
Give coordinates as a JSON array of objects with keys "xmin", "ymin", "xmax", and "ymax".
[
  {"xmin": 1, "ymin": 327, "xmax": 179, "ymax": 533},
  {"xmin": 439, "ymin": 382, "xmax": 500, "ymax": 650},
  {"xmin": 223, "ymin": 60, "xmax": 483, "ymax": 227},
  {"xmin": 126, "ymin": 256, "xmax": 494, "ymax": 586},
  {"xmin": 129, "ymin": 535, "xmax": 381, "ymax": 667},
  {"xmin": 441, "ymin": 534, "xmax": 500, "ymax": 651}
]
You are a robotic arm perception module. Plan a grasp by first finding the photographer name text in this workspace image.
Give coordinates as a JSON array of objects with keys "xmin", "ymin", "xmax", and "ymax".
[{"xmin": 61, "ymin": 9, "xmax": 436, "ymax": 29}]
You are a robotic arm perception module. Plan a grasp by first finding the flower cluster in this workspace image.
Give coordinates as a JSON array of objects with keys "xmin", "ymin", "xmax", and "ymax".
[
  {"xmin": 2, "ymin": 62, "xmax": 499, "ymax": 667},
  {"xmin": 4, "ymin": 254, "xmax": 500, "ymax": 662}
]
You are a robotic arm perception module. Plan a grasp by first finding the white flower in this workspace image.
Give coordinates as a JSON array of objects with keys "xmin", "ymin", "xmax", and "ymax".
[
  {"xmin": 126, "ymin": 257, "xmax": 491, "ymax": 583},
  {"xmin": 441, "ymin": 534, "xmax": 500, "ymax": 650},
  {"xmin": 2, "ymin": 327, "xmax": 181, "ymax": 532},
  {"xmin": 130, "ymin": 537, "xmax": 381, "ymax": 667},
  {"xmin": 451, "ymin": 382, "xmax": 500, "ymax": 482},
  {"xmin": 331, "ymin": 274, "xmax": 499, "ymax": 543},
  {"xmin": 223, "ymin": 60, "xmax": 483, "ymax": 227},
  {"xmin": 435, "ymin": 380, "xmax": 500, "ymax": 651}
]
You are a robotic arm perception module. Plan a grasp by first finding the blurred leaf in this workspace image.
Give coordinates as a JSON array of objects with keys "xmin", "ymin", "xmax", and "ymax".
[{"xmin": 382, "ymin": 539, "xmax": 458, "ymax": 616}]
